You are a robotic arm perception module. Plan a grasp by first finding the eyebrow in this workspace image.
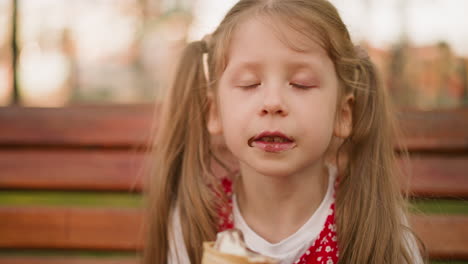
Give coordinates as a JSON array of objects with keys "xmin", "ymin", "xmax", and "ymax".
[
  {"xmin": 285, "ymin": 58, "xmax": 324, "ymax": 70},
  {"xmin": 227, "ymin": 59, "xmax": 321, "ymax": 73},
  {"xmin": 228, "ymin": 61, "xmax": 263, "ymax": 72}
]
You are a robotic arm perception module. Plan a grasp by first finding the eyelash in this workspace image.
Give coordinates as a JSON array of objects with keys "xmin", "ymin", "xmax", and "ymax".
[
  {"xmin": 238, "ymin": 83, "xmax": 316, "ymax": 90},
  {"xmin": 291, "ymin": 83, "xmax": 316, "ymax": 89},
  {"xmin": 239, "ymin": 83, "xmax": 260, "ymax": 89}
]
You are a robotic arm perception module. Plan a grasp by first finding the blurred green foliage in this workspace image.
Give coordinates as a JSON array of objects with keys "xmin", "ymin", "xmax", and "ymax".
[{"xmin": 0, "ymin": 191, "xmax": 142, "ymax": 207}]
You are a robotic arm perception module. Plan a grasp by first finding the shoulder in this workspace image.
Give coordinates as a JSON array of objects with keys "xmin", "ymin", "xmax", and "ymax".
[
  {"xmin": 401, "ymin": 212, "xmax": 425, "ymax": 264},
  {"xmin": 168, "ymin": 206, "xmax": 191, "ymax": 264},
  {"xmin": 168, "ymin": 173, "xmax": 235, "ymax": 263},
  {"xmin": 404, "ymin": 231, "xmax": 425, "ymax": 264}
]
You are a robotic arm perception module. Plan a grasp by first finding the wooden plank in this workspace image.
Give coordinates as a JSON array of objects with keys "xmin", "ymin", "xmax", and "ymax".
[
  {"xmin": 397, "ymin": 108, "xmax": 468, "ymax": 152},
  {"xmin": 411, "ymin": 215, "xmax": 468, "ymax": 260},
  {"xmin": 0, "ymin": 105, "xmax": 156, "ymax": 148},
  {"xmin": 1, "ymin": 150, "xmax": 466, "ymax": 197},
  {"xmin": 0, "ymin": 150, "xmax": 145, "ymax": 192},
  {"xmin": 0, "ymin": 207, "xmax": 143, "ymax": 251},
  {"xmin": 0, "ymin": 106, "xmax": 467, "ymax": 152},
  {"xmin": 0, "ymin": 207, "xmax": 467, "ymax": 259},
  {"xmin": 0, "ymin": 257, "xmax": 138, "ymax": 264},
  {"xmin": 401, "ymin": 155, "xmax": 468, "ymax": 198}
]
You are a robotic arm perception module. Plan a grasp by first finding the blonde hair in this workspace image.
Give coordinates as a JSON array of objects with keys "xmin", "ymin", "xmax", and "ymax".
[{"xmin": 143, "ymin": 1, "xmax": 426, "ymax": 263}]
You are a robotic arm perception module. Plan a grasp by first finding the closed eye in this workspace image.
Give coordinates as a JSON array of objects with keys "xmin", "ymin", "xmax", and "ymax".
[
  {"xmin": 290, "ymin": 83, "xmax": 317, "ymax": 89},
  {"xmin": 238, "ymin": 83, "xmax": 261, "ymax": 89}
]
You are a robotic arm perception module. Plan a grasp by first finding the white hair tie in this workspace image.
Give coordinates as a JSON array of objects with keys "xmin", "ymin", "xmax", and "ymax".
[
  {"xmin": 201, "ymin": 34, "xmax": 212, "ymax": 83},
  {"xmin": 202, "ymin": 53, "xmax": 210, "ymax": 83}
]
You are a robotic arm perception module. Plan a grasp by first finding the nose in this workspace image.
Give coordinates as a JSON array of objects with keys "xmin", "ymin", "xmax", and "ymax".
[{"xmin": 260, "ymin": 87, "xmax": 288, "ymax": 116}]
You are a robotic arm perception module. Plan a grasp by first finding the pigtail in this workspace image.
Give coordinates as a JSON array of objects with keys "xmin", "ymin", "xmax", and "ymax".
[
  {"xmin": 143, "ymin": 41, "xmax": 218, "ymax": 264},
  {"xmin": 335, "ymin": 49, "xmax": 426, "ymax": 263}
]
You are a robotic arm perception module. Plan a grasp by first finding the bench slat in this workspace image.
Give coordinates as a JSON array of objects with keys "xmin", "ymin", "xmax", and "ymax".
[
  {"xmin": 411, "ymin": 214, "xmax": 468, "ymax": 259},
  {"xmin": 1, "ymin": 106, "xmax": 467, "ymax": 152},
  {"xmin": 0, "ymin": 207, "xmax": 143, "ymax": 251},
  {"xmin": 0, "ymin": 207, "xmax": 467, "ymax": 259},
  {"xmin": 0, "ymin": 216, "xmax": 468, "ymax": 264},
  {"xmin": 0, "ymin": 105, "xmax": 155, "ymax": 148},
  {"xmin": 403, "ymin": 156, "xmax": 468, "ymax": 198},
  {"xmin": 1, "ymin": 150, "xmax": 466, "ymax": 197},
  {"xmin": 398, "ymin": 108, "xmax": 468, "ymax": 152},
  {"xmin": 0, "ymin": 150, "xmax": 145, "ymax": 192},
  {"xmin": 0, "ymin": 257, "xmax": 138, "ymax": 264}
]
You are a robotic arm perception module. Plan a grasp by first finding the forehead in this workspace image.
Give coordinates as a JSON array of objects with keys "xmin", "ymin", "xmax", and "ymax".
[{"xmin": 224, "ymin": 16, "xmax": 331, "ymax": 72}]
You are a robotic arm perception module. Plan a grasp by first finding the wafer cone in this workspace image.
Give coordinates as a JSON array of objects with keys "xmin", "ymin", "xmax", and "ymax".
[{"xmin": 202, "ymin": 242, "xmax": 277, "ymax": 264}]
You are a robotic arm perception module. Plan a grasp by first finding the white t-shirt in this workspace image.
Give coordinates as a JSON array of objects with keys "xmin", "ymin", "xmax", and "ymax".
[
  {"xmin": 231, "ymin": 165, "xmax": 336, "ymax": 264},
  {"xmin": 168, "ymin": 165, "xmax": 423, "ymax": 264}
]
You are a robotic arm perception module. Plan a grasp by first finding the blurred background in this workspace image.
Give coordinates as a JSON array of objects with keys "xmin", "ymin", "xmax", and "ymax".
[{"xmin": 0, "ymin": 0, "xmax": 467, "ymax": 109}]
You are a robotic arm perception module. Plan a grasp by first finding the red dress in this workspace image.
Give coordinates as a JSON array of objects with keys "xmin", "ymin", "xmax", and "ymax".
[{"xmin": 217, "ymin": 178, "xmax": 339, "ymax": 264}]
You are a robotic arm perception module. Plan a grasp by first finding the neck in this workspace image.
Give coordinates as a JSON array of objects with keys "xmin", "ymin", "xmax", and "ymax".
[{"xmin": 235, "ymin": 162, "xmax": 329, "ymax": 243}]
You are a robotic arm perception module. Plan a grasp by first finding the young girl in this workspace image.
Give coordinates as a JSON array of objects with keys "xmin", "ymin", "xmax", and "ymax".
[{"xmin": 144, "ymin": 0, "xmax": 426, "ymax": 263}]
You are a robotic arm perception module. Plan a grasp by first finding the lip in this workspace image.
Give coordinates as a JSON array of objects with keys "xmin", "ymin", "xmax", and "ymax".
[
  {"xmin": 252, "ymin": 131, "xmax": 294, "ymax": 142},
  {"xmin": 248, "ymin": 131, "xmax": 296, "ymax": 153}
]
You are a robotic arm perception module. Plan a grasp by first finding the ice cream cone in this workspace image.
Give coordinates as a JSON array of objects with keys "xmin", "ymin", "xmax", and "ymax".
[{"xmin": 202, "ymin": 242, "xmax": 278, "ymax": 264}]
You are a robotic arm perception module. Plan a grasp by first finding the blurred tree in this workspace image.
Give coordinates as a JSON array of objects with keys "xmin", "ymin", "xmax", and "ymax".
[{"xmin": 11, "ymin": 0, "xmax": 18, "ymax": 105}]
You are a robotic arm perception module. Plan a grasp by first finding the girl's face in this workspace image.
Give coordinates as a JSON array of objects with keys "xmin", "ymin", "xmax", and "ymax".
[{"xmin": 208, "ymin": 17, "xmax": 352, "ymax": 177}]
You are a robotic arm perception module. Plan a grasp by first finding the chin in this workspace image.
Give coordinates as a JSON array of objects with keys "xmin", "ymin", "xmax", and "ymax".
[
  {"xmin": 242, "ymin": 159, "xmax": 301, "ymax": 178},
  {"xmin": 256, "ymin": 169, "xmax": 294, "ymax": 178}
]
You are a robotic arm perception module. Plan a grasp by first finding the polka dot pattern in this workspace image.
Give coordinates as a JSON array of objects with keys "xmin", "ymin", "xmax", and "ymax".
[
  {"xmin": 218, "ymin": 177, "xmax": 234, "ymax": 231},
  {"xmin": 293, "ymin": 203, "xmax": 338, "ymax": 264}
]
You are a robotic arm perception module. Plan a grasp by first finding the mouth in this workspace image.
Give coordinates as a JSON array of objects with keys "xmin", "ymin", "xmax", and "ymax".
[{"xmin": 248, "ymin": 131, "xmax": 296, "ymax": 153}]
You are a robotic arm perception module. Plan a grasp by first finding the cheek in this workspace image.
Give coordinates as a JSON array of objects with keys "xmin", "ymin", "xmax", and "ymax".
[
  {"xmin": 300, "ymin": 110, "xmax": 335, "ymax": 139},
  {"xmin": 218, "ymin": 87, "xmax": 252, "ymax": 127},
  {"xmin": 296, "ymin": 91, "xmax": 337, "ymax": 140},
  {"xmin": 217, "ymin": 90, "xmax": 248, "ymax": 142}
]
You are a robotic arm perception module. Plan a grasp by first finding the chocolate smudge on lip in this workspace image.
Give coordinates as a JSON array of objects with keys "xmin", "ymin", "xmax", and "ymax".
[{"xmin": 248, "ymin": 137, "xmax": 255, "ymax": 147}]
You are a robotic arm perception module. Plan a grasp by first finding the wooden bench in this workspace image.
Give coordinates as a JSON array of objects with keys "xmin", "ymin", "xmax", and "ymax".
[{"xmin": 0, "ymin": 105, "xmax": 467, "ymax": 263}]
